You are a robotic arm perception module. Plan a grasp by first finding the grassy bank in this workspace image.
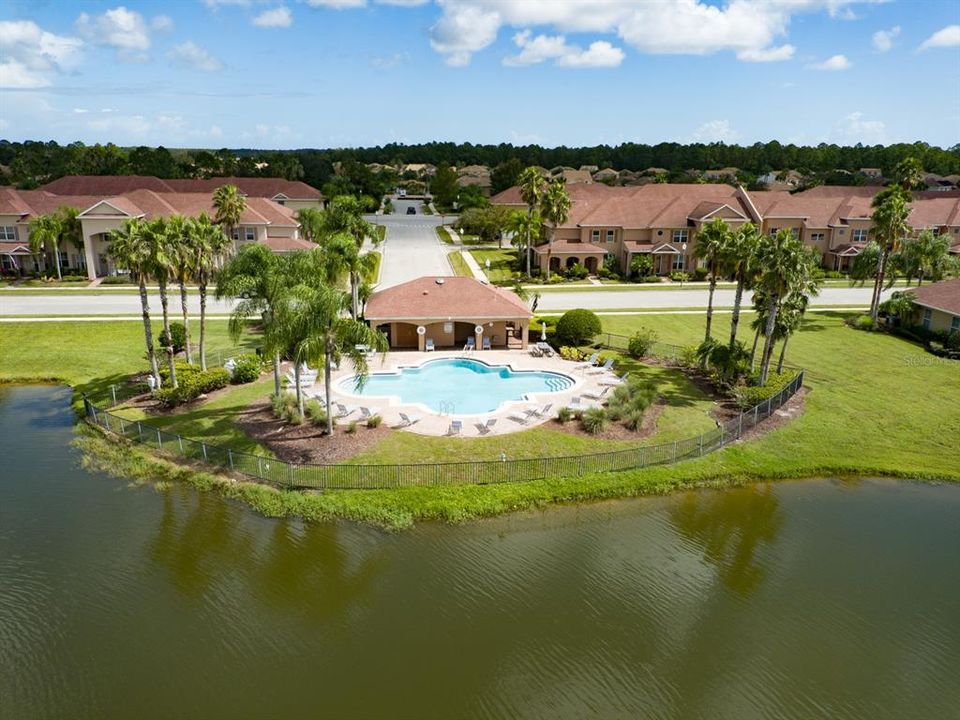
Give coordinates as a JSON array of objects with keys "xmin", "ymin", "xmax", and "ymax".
[
  {"xmin": 364, "ymin": 251, "xmax": 382, "ymax": 285},
  {"xmin": 447, "ymin": 251, "xmax": 473, "ymax": 277},
  {"xmin": 436, "ymin": 226, "xmax": 454, "ymax": 244},
  {"xmin": 469, "ymin": 248, "xmax": 518, "ymax": 283}
]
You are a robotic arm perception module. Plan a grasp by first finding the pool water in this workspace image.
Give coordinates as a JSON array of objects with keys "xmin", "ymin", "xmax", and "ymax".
[{"xmin": 339, "ymin": 358, "xmax": 574, "ymax": 415}]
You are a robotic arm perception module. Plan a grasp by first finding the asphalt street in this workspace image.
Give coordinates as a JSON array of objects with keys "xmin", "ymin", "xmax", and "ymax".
[{"xmin": 366, "ymin": 198, "xmax": 452, "ymax": 288}]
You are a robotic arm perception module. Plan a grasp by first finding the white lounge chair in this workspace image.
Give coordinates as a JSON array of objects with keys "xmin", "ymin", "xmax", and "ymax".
[
  {"xmin": 525, "ymin": 403, "xmax": 553, "ymax": 420},
  {"xmin": 582, "ymin": 386, "xmax": 611, "ymax": 401},
  {"xmin": 507, "ymin": 413, "xmax": 529, "ymax": 425},
  {"xmin": 588, "ymin": 358, "xmax": 615, "ymax": 375},
  {"xmin": 398, "ymin": 412, "xmax": 421, "ymax": 427},
  {"xmin": 334, "ymin": 402, "xmax": 355, "ymax": 418},
  {"xmin": 425, "ymin": 338, "xmax": 435, "ymax": 352},
  {"xmin": 482, "ymin": 337, "xmax": 491, "ymax": 350},
  {"xmin": 536, "ymin": 341, "xmax": 555, "ymax": 357},
  {"xmin": 475, "ymin": 418, "xmax": 497, "ymax": 435},
  {"xmin": 357, "ymin": 406, "xmax": 373, "ymax": 420},
  {"xmin": 599, "ymin": 372, "xmax": 629, "ymax": 387},
  {"xmin": 575, "ymin": 352, "xmax": 599, "ymax": 371},
  {"xmin": 448, "ymin": 420, "xmax": 463, "ymax": 436},
  {"xmin": 529, "ymin": 345, "xmax": 543, "ymax": 357}
]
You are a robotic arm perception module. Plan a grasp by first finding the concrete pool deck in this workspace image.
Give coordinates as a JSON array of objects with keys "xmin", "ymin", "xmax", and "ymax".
[{"xmin": 304, "ymin": 350, "xmax": 619, "ymax": 436}]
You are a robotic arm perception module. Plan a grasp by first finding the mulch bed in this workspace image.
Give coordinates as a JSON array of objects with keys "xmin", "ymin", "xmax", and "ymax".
[{"xmin": 235, "ymin": 398, "xmax": 391, "ymax": 464}]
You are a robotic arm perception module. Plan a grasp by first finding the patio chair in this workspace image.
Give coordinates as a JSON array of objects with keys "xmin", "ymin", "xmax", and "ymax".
[
  {"xmin": 507, "ymin": 413, "xmax": 529, "ymax": 425},
  {"xmin": 599, "ymin": 372, "xmax": 629, "ymax": 387},
  {"xmin": 358, "ymin": 406, "xmax": 373, "ymax": 420},
  {"xmin": 588, "ymin": 358, "xmax": 615, "ymax": 375},
  {"xmin": 529, "ymin": 345, "xmax": 542, "ymax": 357},
  {"xmin": 536, "ymin": 341, "xmax": 555, "ymax": 357},
  {"xmin": 582, "ymin": 386, "xmax": 611, "ymax": 401},
  {"xmin": 398, "ymin": 412, "xmax": 421, "ymax": 427},
  {"xmin": 425, "ymin": 338, "xmax": 435, "ymax": 352},
  {"xmin": 526, "ymin": 403, "xmax": 553, "ymax": 420},
  {"xmin": 482, "ymin": 337, "xmax": 491, "ymax": 350},
  {"xmin": 465, "ymin": 337, "xmax": 476, "ymax": 351},
  {"xmin": 334, "ymin": 402, "xmax": 356, "ymax": 418},
  {"xmin": 575, "ymin": 352, "xmax": 599, "ymax": 371},
  {"xmin": 448, "ymin": 420, "xmax": 463, "ymax": 436},
  {"xmin": 475, "ymin": 418, "xmax": 497, "ymax": 435}
]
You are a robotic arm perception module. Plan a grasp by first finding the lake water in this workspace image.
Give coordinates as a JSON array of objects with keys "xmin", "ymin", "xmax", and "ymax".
[{"xmin": 1, "ymin": 385, "xmax": 958, "ymax": 719}]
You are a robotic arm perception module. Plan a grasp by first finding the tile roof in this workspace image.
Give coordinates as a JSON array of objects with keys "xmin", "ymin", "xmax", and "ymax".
[
  {"xmin": 534, "ymin": 241, "xmax": 607, "ymax": 254},
  {"xmin": 0, "ymin": 241, "xmax": 32, "ymax": 255},
  {"xmin": 262, "ymin": 235, "xmax": 316, "ymax": 252},
  {"xmin": 365, "ymin": 276, "xmax": 532, "ymax": 321},
  {"xmin": 40, "ymin": 174, "xmax": 322, "ymax": 200},
  {"xmin": 909, "ymin": 278, "xmax": 960, "ymax": 316}
]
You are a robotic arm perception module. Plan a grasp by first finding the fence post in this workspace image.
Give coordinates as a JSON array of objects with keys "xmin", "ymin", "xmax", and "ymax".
[
  {"xmin": 156, "ymin": 429, "xmax": 162, "ymax": 448},
  {"xmin": 699, "ymin": 434, "xmax": 704, "ymax": 456},
  {"xmin": 258, "ymin": 456, "xmax": 263, "ymax": 479},
  {"xmin": 738, "ymin": 413, "xmax": 743, "ymax": 438},
  {"xmin": 137, "ymin": 421, "xmax": 143, "ymax": 440},
  {"xmin": 202, "ymin": 442, "xmax": 208, "ymax": 461},
  {"xmin": 672, "ymin": 441, "xmax": 677, "ymax": 463},
  {"xmin": 228, "ymin": 449, "xmax": 234, "ymax": 470},
  {"xmin": 110, "ymin": 384, "xmax": 117, "ymax": 405},
  {"xmin": 178, "ymin": 435, "xmax": 183, "ymax": 453},
  {"xmin": 287, "ymin": 463, "xmax": 293, "ymax": 487}
]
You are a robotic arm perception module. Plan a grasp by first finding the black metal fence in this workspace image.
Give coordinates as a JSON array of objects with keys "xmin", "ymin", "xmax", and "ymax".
[{"xmin": 82, "ymin": 370, "xmax": 804, "ymax": 490}]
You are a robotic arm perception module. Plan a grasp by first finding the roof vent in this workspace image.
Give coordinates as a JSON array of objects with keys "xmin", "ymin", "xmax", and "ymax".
[{"xmin": 436, "ymin": 278, "xmax": 445, "ymax": 285}]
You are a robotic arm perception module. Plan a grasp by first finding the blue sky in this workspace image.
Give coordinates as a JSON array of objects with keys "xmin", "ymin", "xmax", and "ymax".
[{"xmin": 1, "ymin": 0, "xmax": 958, "ymax": 149}]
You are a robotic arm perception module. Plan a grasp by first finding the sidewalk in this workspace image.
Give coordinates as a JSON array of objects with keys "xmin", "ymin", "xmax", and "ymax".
[{"xmin": 458, "ymin": 248, "xmax": 489, "ymax": 282}]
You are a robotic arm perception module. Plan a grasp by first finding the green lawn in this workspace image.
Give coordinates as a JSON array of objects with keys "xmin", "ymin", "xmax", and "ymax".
[
  {"xmin": 469, "ymin": 248, "xmax": 518, "ymax": 283},
  {"xmin": 447, "ymin": 251, "xmax": 473, "ymax": 277},
  {"xmin": 375, "ymin": 225, "xmax": 386, "ymax": 243},
  {"xmin": 436, "ymin": 226, "xmax": 454, "ymax": 244},
  {"xmin": 364, "ymin": 251, "xmax": 382, "ymax": 284}
]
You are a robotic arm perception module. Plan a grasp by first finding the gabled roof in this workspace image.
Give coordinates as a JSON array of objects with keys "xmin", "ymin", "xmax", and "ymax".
[
  {"xmin": 40, "ymin": 174, "xmax": 323, "ymax": 200},
  {"xmin": 687, "ymin": 201, "xmax": 747, "ymax": 222},
  {"xmin": 909, "ymin": 278, "xmax": 960, "ymax": 317},
  {"xmin": 365, "ymin": 276, "xmax": 532, "ymax": 320},
  {"xmin": 534, "ymin": 241, "xmax": 606, "ymax": 255}
]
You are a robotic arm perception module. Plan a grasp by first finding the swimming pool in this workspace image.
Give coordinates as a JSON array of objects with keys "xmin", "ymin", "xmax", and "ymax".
[{"xmin": 338, "ymin": 358, "xmax": 575, "ymax": 415}]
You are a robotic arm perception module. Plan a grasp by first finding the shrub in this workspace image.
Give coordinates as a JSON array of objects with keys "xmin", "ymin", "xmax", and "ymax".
[
  {"xmin": 630, "ymin": 254, "xmax": 653, "ymax": 278},
  {"xmin": 157, "ymin": 322, "xmax": 186, "ymax": 353},
  {"xmin": 304, "ymin": 398, "xmax": 328, "ymax": 427},
  {"xmin": 606, "ymin": 379, "xmax": 657, "ymax": 424},
  {"xmin": 679, "ymin": 344, "xmax": 699, "ymax": 369},
  {"xmin": 60, "ymin": 274, "xmax": 88, "ymax": 282},
  {"xmin": 282, "ymin": 405, "xmax": 303, "ymax": 425},
  {"xmin": 100, "ymin": 275, "xmax": 131, "ymax": 285},
  {"xmin": 559, "ymin": 346, "xmax": 588, "ymax": 361},
  {"xmin": 345, "ymin": 420, "xmax": 358, "ymax": 434},
  {"xmin": 851, "ymin": 314, "xmax": 875, "ymax": 331},
  {"xmin": 556, "ymin": 406, "xmax": 573, "ymax": 423},
  {"xmin": 154, "ymin": 367, "xmax": 230, "ymax": 407},
  {"xmin": 693, "ymin": 267, "xmax": 709, "ymax": 281},
  {"xmin": 230, "ymin": 353, "xmax": 261, "ymax": 384},
  {"xmin": 367, "ymin": 414, "xmax": 383, "ymax": 428},
  {"xmin": 733, "ymin": 371, "xmax": 798, "ymax": 409},
  {"xmin": 564, "ymin": 263, "xmax": 590, "ymax": 280},
  {"xmin": 272, "ymin": 392, "xmax": 297, "ymax": 419},
  {"xmin": 580, "ymin": 407, "xmax": 609, "ymax": 435},
  {"xmin": 824, "ymin": 270, "xmax": 845, "ymax": 279},
  {"xmin": 555, "ymin": 309, "xmax": 602, "ymax": 345},
  {"xmin": 670, "ymin": 271, "xmax": 690, "ymax": 283},
  {"xmin": 627, "ymin": 328, "xmax": 658, "ymax": 359},
  {"xmin": 640, "ymin": 275, "xmax": 660, "ymax": 284}
]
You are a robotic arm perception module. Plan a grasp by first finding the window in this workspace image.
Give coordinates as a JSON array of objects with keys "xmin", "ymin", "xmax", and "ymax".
[
  {"xmin": 245, "ymin": 227, "xmax": 256, "ymax": 242},
  {"xmin": 591, "ymin": 229, "xmax": 600, "ymax": 242},
  {"xmin": 769, "ymin": 227, "xmax": 779, "ymax": 238},
  {"xmin": 790, "ymin": 227, "xmax": 800, "ymax": 239},
  {"xmin": 606, "ymin": 229, "xmax": 615, "ymax": 243},
  {"xmin": 672, "ymin": 229, "xmax": 688, "ymax": 244},
  {"xmin": 922, "ymin": 309, "xmax": 932, "ymax": 330},
  {"xmin": 58, "ymin": 251, "xmax": 68, "ymax": 267},
  {"xmin": 838, "ymin": 229, "xmax": 846, "ymax": 236},
  {"xmin": 952, "ymin": 316, "xmax": 960, "ymax": 333},
  {"xmin": 810, "ymin": 232, "xmax": 825, "ymax": 244},
  {"xmin": 931, "ymin": 227, "xmax": 940, "ymax": 236},
  {"xmin": 232, "ymin": 228, "xmax": 240, "ymax": 241},
  {"xmin": 852, "ymin": 229, "xmax": 868, "ymax": 243},
  {"xmin": 0, "ymin": 226, "xmax": 16, "ymax": 241},
  {"xmin": 672, "ymin": 254, "xmax": 686, "ymax": 271}
]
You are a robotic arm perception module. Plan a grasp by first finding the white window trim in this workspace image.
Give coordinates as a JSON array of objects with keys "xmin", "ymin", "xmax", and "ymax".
[
  {"xmin": 672, "ymin": 229, "xmax": 688, "ymax": 243},
  {"xmin": 0, "ymin": 226, "xmax": 16, "ymax": 241},
  {"xmin": 606, "ymin": 229, "xmax": 615, "ymax": 243}
]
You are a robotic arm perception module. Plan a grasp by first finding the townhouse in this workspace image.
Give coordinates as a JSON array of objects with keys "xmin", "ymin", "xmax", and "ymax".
[
  {"xmin": 0, "ymin": 177, "xmax": 317, "ymax": 280},
  {"xmin": 491, "ymin": 182, "xmax": 960, "ymax": 276}
]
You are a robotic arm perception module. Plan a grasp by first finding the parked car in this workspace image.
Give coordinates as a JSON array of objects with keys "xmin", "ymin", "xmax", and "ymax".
[{"xmin": 406, "ymin": 206, "xmax": 416, "ymax": 215}]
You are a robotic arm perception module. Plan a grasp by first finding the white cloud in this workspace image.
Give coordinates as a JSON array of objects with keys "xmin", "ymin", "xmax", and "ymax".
[
  {"xmin": 872, "ymin": 26, "xmax": 899, "ymax": 52},
  {"xmin": 203, "ymin": 0, "xmax": 252, "ymax": 7},
  {"xmin": 427, "ymin": 0, "xmax": 874, "ymax": 66},
  {"xmin": 503, "ymin": 31, "xmax": 623, "ymax": 68},
  {"xmin": 835, "ymin": 111, "xmax": 886, "ymax": 144},
  {"xmin": 808, "ymin": 54, "xmax": 851, "ymax": 70},
  {"xmin": 737, "ymin": 43, "xmax": 795, "ymax": 62},
  {"xmin": 0, "ymin": 20, "xmax": 84, "ymax": 89},
  {"xmin": 75, "ymin": 6, "xmax": 151, "ymax": 58},
  {"xmin": 371, "ymin": 52, "xmax": 410, "ymax": 68},
  {"xmin": 377, "ymin": 0, "xmax": 430, "ymax": 6},
  {"xmin": 306, "ymin": 0, "xmax": 366, "ymax": 8},
  {"xmin": 692, "ymin": 119, "xmax": 741, "ymax": 143},
  {"xmin": 253, "ymin": 7, "xmax": 293, "ymax": 28},
  {"xmin": 919, "ymin": 25, "xmax": 960, "ymax": 51},
  {"xmin": 152, "ymin": 15, "xmax": 174, "ymax": 32},
  {"xmin": 168, "ymin": 41, "xmax": 223, "ymax": 72}
]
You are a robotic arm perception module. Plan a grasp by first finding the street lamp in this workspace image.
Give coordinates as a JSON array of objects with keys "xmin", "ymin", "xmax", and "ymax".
[{"xmin": 680, "ymin": 242, "xmax": 688, "ymax": 287}]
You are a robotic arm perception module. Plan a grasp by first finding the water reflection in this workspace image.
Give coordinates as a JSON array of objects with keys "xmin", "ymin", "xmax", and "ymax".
[{"xmin": 668, "ymin": 485, "xmax": 783, "ymax": 595}]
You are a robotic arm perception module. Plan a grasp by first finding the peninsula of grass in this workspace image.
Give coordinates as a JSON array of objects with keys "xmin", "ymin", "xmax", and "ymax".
[
  {"xmin": 447, "ymin": 251, "xmax": 473, "ymax": 277},
  {"xmin": 364, "ymin": 251, "xmax": 382, "ymax": 284},
  {"xmin": 469, "ymin": 248, "xmax": 518, "ymax": 283},
  {"xmin": 5, "ymin": 311, "xmax": 960, "ymax": 529},
  {"xmin": 436, "ymin": 225, "xmax": 455, "ymax": 244}
]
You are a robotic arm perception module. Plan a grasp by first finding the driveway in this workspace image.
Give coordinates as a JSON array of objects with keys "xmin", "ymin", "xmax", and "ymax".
[{"xmin": 367, "ymin": 198, "xmax": 452, "ymax": 288}]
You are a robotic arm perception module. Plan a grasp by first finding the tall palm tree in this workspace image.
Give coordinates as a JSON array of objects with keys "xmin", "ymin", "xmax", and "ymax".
[
  {"xmin": 774, "ymin": 250, "xmax": 821, "ymax": 373},
  {"xmin": 540, "ymin": 179, "xmax": 571, "ymax": 281},
  {"xmin": 725, "ymin": 222, "xmax": 761, "ymax": 347},
  {"xmin": 507, "ymin": 210, "xmax": 541, "ymax": 271},
  {"xmin": 28, "ymin": 213, "xmax": 64, "ymax": 280},
  {"xmin": 167, "ymin": 215, "xmax": 195, "ymax": 363},
  {"xmin": 754, "ymin": 229, "xmax": 806, "ymax": 386},
  {"xmin": 517, "ymin": 167, "xmax": 546, "ymax": 276},
  {"xmin": 189, "ymin": 213, "xmax": 232, "ymax": 370},
  {"xmin": 213, "ymin": 184, "xmax": 246, "ymax": 249},
  {"xmin": 108, "ymin": 219, "xmax": 161, "ymax": 389},
  {"xmin": 694, "ymin": 217, "xmax": 732, "ymax": 342},
  {"xmin": 144, "ymin": 217, "xmax": 178, "ymax": 388},
  {"xmin": 869, "ymin": 184, "xmax": 912, "ymax": 327},
  {"xmin": 322, "ymin": 233, "xmax": 372, "ymax": 319},
  {"xmin": 280, "ymin": 282, "xmax": 387, "ymax": 434},
  {"xmin": 296, "ymin": 207, "xmax": 325, "ymax": 244}
]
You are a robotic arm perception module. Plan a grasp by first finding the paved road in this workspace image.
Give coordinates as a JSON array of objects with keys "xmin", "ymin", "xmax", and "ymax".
[
  {"xmin": 0, "ymin": 285, "xmax": 890, "ymax": 316},
  {"xmin": 367, "ymin": 198, "xmax": 452, "ymax": 288}
]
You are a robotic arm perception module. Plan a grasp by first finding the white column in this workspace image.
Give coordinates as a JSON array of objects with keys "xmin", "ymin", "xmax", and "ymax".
[{"xmin": 83, "ymin": 229, "xmax": 98, "ymax": 281}]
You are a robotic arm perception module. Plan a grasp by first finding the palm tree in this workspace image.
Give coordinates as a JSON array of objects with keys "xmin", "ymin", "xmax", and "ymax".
[
  {"xmin": 108, "ymin": 219, "xmax": 161, "ymax": 389},
  {"xmin": 517, "ymin": 167, "xmax": 546, "ymax": 276},
  {"xmin": 897, "ymin": 229, "xmax": 951, "ymax": 286},
  {"xmin": 507, "ymin": 211, "xmax": 541, "ymax": 276},
  {"xmin": 754, "ymin": 229, "xmax": 806, "ymax": 386},
  {"xmin": 725, "ymin": 222, "xmax": 761, "ymax": 348},
  {"xmin": 694, "ymin": 217, "xmax": 732, "ymax": 342},
  {"xmin": 892, "ymin": 156, "xmax": 924, "ymax": 190},
  {"xmin": 774, "ymin": 250, "xmax": 821, "ymax": 373},
  {"xmin": 280, "ymin": 281, "xmax": 387, "ymax": 434},
  {"xmin": 869, "ymin": 184, "xmax": 912, "ymax": 327},
  {"xmin": 143, "ymin": 217, "xmax": 178, "ymax": 388},
  {"xmin": 296, "ymin": 207, "xmax": 325, "ymax": 244},
  {"xmin": 28, "ymin": 213, "xmax": 64, "ymax": 280},
  {"xmin": 540, "ymin": 179, "xmax": 571, "ymax": 281},
  {"xmin": 213, "ymin": 184, "xmax": 246, "ymax": 248},
  {"xmin": 189, "ymin": 214, "xmax": 231, "ymax": 370},
  {"xmin": 321, "ymin": 233, "xmax": 374, "ymax": 319},
  {"xmin": 167, "ymin": 215, "xmax": 195, "ymax": 363}
]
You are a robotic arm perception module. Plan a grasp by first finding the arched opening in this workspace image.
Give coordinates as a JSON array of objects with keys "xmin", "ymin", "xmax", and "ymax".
[
  {"xmin": 565, "ymin": 256, "xmax": 579, "ymax": 269},
  {"xmin": 584, "ymin": 256, "xmax": 598, "ymax": 273},
  {"xmin": 549, "ymin": 256, "xmax": 561, "ymax": 272}
]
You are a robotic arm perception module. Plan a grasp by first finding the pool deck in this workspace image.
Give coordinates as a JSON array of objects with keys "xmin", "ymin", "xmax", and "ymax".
[{"xmin": 304, "ymin": 350, "xmax": 620, "ymax": 436}]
